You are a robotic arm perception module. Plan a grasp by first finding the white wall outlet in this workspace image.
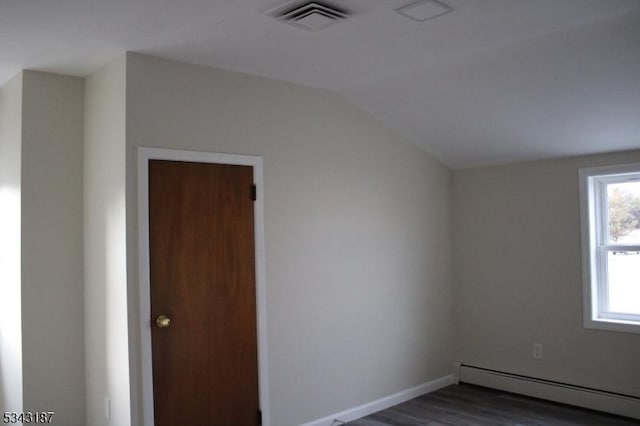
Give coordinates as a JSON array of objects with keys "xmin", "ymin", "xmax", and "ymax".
[{"xmin": 533, "ymin": 343, "xmax": 543, "ymax": 359}]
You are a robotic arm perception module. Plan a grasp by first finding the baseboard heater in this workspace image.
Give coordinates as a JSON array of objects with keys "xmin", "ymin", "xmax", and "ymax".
[{"xmin": 459, "ymin": 364, "xmax": 640, "ymax": 420}]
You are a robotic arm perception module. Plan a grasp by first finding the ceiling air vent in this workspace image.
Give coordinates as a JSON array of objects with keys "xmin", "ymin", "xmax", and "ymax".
[{"xmin": 270, "ymin": 1, "xmax": 349, "ymax": 31}]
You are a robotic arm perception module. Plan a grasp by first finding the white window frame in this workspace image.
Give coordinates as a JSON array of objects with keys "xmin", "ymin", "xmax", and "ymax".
[{"xmin": 579, "ymin": 162, "xmax": 640, "ymax": 333}]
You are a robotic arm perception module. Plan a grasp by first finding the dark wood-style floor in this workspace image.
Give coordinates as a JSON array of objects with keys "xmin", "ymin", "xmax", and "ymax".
[{"xmin": 346, "ymin": 383, "xmax": 640, "ymax": 426}]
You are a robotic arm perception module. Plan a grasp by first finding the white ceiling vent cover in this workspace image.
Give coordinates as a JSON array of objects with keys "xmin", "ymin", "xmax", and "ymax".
[{"xmin": 270, "ymin": 1, "xmax": 349, "ymax": 31}]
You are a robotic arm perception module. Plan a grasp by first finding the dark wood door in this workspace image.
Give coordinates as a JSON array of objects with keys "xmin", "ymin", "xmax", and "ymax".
[{"xmin": 149, "ymin": 160, "xmax": 259, "ymax": 426}]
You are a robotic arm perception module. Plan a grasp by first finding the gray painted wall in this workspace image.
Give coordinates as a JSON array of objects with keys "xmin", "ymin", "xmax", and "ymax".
[
  {"xmin": 21, "ymin": 71, "xmax": 85, "ymax": 425},
  {"xmin": 125, "ymin": 53, "xmax": 455, "ymax": 426},
  {"xmin": 83, "ymin": 57, "xmax": 131, "ymax": 426},
  {"xmin": 6, "ymin": 52, "xmax": 637, "ymax": 426},
  {"xmin": 453, "ymin": 150, "xmax": 640, "ymax": 398},
  {"xmin": 0, "ymin": 71, "xmax": 85, "ymax": 424}
]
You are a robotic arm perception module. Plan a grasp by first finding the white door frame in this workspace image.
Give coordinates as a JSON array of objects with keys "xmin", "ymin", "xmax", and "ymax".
[{"xmin": 137, "ymin": 147, "xmax": 270, "ymax": 426}]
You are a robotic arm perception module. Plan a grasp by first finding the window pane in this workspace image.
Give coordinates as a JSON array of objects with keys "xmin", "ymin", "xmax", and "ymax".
[
  {"xmin": 607, "ymin": 182, "xmax": 640, "ymax": 244},
  {"xmin": 607, "ymin": 251, "xmax": 640, "ymax": 315}
]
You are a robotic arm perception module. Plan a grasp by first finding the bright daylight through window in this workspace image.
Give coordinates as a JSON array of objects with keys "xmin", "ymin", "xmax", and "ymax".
[{"xmin": 580, "ymin": 163, "xmax": 640, "ymax": 333}]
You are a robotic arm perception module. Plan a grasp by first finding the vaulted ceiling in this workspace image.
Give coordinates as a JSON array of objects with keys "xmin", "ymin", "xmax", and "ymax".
[{"xmin": 2, "ymin": 0, "xmax": 639, "ymax": 168}]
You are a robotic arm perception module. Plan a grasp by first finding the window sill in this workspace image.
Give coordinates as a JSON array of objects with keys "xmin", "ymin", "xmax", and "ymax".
[{"xmin": 584, "ymin": 317, "xmax": 640, "ymax": 334}]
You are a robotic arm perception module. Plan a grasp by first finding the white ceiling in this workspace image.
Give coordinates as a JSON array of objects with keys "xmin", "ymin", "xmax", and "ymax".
[{"xmin": 2, "ymin": 0, "xmax": 639, "ymax": 168}]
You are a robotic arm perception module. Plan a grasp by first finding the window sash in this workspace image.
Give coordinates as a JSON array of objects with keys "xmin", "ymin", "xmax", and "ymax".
[
  {"xmin": 593, "ymin": 174, "xmax": 640, "ymax": 323},
  {"xmin": 580, "ymin": 164, "xmax": 640, "ymax": 332},
  {"xmin": 596, "ymin": 245, "xmax": 640, "ymax": 322}
]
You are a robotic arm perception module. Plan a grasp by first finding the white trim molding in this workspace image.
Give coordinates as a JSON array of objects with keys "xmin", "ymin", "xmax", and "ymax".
[
  {"xmin": 299, "ymin": 375, "xmax": 455, "ymax": 426},
  {"xmin": 137, "ymin": 147, "xmax": 270, "ymax": 426},
  {"xmin": 460, "ymin": 365, "xmax": 640, "ymax": 420}
]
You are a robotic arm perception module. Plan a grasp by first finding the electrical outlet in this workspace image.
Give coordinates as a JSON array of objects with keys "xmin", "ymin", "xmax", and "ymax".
[{"xmin": 533, "ymin": 343, "xmax": 543, "ymax": 360}]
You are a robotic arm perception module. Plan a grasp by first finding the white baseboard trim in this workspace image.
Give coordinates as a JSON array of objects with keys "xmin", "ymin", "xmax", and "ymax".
[
  {"xmin": 299, "ymin": 374, "xmax": 455, "ymax": 426},
  {"xmin": 459, "ymin": 364, "xmax": 640, "ymax": 420}
]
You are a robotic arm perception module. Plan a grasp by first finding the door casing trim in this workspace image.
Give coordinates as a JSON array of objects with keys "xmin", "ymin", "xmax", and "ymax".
[{"xmin": 137, "ymin": 147, "xmax": 270, "ymax": 426}]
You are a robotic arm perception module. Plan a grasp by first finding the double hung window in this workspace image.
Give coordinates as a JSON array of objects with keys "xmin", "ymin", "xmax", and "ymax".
[{"xmin": 579, "ymin": 163, "xmax": 640, "ymax": 333}]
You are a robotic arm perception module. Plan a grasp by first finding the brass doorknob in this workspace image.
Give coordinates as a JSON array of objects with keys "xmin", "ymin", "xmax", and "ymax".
[{"xmin": 155, "ymin": 315, "xmax": 171, "ymax": 329}]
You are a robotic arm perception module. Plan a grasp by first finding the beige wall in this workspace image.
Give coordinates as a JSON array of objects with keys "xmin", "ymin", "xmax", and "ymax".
[
  {"xmin": 4, "ymin": 52, "xmax": 638, "ymax": 425},
  {"xmin": 0, "ymin": 72, "xmax": 85, "ymax": 422},
  {"xmin": 20, "ymin": 71, "xmax": 85, "ymax": 425},
  {"xmin": 453, "ymin": 150, "xmax": 640, "ymax": 398},
  {"xmin": 125, "ymin": 53, "xmax": 454, "ymax": 426},
  {"xmin": 0, "ymin": 73, "xmax": 23, "ymax": 413},
  {"xmin": 84, "ymin": 57, "xmax": 131, "ymax": 426}
]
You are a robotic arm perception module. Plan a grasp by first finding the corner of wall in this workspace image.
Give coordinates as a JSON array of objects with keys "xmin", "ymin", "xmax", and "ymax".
[
  {"xmin": 0, "ymin": 72, "xmax": 24, "ymax": 414},
  {"xmin": 84, "ymin": 57, "xmax": 131, "ymax": 426}
]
